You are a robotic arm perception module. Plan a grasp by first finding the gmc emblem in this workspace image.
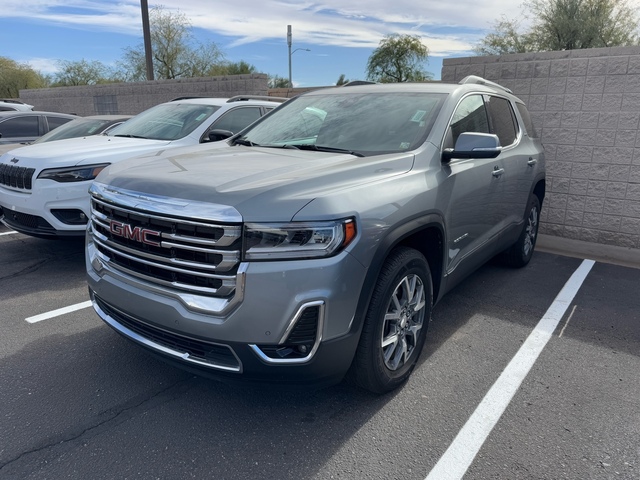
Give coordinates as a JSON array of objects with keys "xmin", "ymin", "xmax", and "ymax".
[{"xmin": 110, "ymin": 220, "xmax": 161, "ymax": 247}]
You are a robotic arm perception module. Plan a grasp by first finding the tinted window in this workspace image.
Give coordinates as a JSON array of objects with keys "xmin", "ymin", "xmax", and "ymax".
[
  {"xmin": 47, "ymin": 115, "xmax": 73, "ymax": 130},
  {"xmin": 449, "ymin": 95, "xmax": 490, "ymax": 147},
  {"xmin": 0, "ymin": 107, "xmax": 17, "ymax": 112},
  {"xmin": 486, "ymin": 96, "xmax": 517, "ymax": 146},
  {"xmin": 516, "ymin": 103, "xmax": 539, "ymax": 138},
  {"xmin": 211, "ymin": 107, "xmax": 262, "ymax": 134},
  {"xmin": 0, "ymin": 116, "xmax": 39, "ymax": 137}
]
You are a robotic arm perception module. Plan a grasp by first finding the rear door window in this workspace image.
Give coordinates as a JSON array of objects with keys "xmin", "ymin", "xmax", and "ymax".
[{"xmin": 486, "ymin": 96, "xmax": 518, "ymax": 147}]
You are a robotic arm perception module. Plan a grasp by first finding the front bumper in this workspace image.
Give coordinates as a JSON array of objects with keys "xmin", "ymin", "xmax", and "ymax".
[
  {"xmin": 86, "ymin": 232, "xmax": 368, "ymax": 387},
  {"xmin": 0, "ymin": 180, "xmax": 91, "ymax": 237}
]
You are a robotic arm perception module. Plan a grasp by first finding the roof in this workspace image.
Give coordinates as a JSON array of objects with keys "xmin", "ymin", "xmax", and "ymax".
[{"xmin": 0, "ymin": 111, "xmax": 78, "ymax": 119}]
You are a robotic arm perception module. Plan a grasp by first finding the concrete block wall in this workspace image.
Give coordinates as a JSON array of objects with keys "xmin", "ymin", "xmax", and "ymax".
[
  {"xmin": 20, "ymin": 74, "xmax": 269, "ymax": 116},
  {"xmin": 442, "ymin": 46, "xmax": 640, "ymax": 249}
]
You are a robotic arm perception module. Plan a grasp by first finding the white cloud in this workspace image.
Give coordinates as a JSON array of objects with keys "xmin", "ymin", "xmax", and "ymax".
[{"xmin": 1, "ymin": 0, "xmax": 522, "ymax": 56}]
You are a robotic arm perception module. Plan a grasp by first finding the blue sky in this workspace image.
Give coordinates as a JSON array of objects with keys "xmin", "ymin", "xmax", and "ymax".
[{"xmin": 0, "ymin": 0, "xmax": 522, "ymax": 87}]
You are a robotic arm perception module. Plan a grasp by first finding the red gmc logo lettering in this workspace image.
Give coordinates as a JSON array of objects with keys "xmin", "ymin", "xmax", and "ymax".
[{"xmin": 110, "ymin": 220, "xmax": 161, "ymax": 246}]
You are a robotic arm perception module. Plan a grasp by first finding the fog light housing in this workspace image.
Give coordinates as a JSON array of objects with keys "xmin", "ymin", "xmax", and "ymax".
[{"xmin": 51, "ymin": 209, "xmax": 89, "ymax": 225}]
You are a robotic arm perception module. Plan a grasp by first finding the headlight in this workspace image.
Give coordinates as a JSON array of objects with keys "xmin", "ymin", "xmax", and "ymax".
[
  {"xmin": 37, "ymin": 163, "xmax": 110, "ymax": 182},
  {"xmin": 243, "ymin": 219, "xmax": 356, "ymax": 261}
]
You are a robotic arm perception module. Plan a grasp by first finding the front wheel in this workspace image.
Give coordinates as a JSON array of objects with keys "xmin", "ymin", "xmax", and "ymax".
[
  {"xmin": 350, "ymin": 247, "xmax": 433, "ymax": 394},
  {"xmin": 501, "ymin": 194, "xmax": 541, "ymax": 268}
]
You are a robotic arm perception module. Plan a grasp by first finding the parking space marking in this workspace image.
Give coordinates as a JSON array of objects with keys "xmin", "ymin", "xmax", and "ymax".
[
  {"xmin": 25, "ymin": 300, "xmax": 92, "ymax": 324},
  {"xmin": 0, "ymin": 230, "xmax": 18, "ymax": 236},
  {"xmin": 425, "ymin": 259, "xmax": 595, "ymax": 480}
]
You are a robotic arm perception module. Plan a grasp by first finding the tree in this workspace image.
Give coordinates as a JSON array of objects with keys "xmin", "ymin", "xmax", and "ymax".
[
  {"xmin": 0, "ymin": 57, "xmax": 49, "ymax": 97},
  {"xmin": 208, "ymin": 60, "xmax": 258, "ymax": 76},
  {"xmin": 365, "ymin": 34, "xmax": 432, "ymax": 83},
  {"xmin": 474, "ymin": 18, "xmax": 539, "ymax": 55},
  {"xmin": 336, "ymin": 74, "xmax": 350, "ymax": 85},
  {"xmin": 476, "ymin": 0, "xmax": 640, "ymax": 54},
  {"xmin": 117, "ymin": 6, "xmax": 225, "ymax": 81},
  {"xmin": 268, "ymin": 75, "xmax": 291, "ymax": 88},
  {"xmin": 51, "ymin": 59, "xmax": 112, "ymax": 86}
]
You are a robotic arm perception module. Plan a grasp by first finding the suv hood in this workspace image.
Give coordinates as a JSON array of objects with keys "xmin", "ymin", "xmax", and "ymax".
[
  {"xmin": 97, "ymin": 146, "xmax": 415, "ymax": 222},
  {"xmin": 2, "ymin": 135, "xmax": 171, "ymax": 168}
]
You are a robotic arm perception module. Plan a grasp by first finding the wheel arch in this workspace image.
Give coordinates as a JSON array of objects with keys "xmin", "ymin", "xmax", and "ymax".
[{"xmin": 349, "ymin": 214, "xmax": 446, "ymax": 339}]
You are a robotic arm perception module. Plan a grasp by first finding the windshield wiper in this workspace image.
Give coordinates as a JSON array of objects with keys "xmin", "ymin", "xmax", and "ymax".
[
  {"xmin": 294, "ymin": 144, "xmax": 365, "ymax": 157},
  {"xmin": 234, "ymin": 138, "xmax": 259, "ymax": 147},
  {"xmin": 113, "ymin": 134, "xmax": 148, "ymax": 139}
]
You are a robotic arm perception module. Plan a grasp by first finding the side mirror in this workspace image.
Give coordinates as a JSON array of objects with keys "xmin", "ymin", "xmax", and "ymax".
[
  {"xmin": 442, "ymin": 132, "xmax": 502, "ymax": 162},
  {"xmin": 208, "ymin": 129, "xmax": 234, "ymax": 142}
]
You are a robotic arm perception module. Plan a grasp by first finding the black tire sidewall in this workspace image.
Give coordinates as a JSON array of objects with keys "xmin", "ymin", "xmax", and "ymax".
[{"xmin": 358, "ymin": 247, "xmax": 432, "ymax": 393}]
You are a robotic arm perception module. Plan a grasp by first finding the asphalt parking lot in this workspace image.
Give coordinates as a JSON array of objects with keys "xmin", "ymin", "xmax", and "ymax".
[{"xmin": 1, "ymin": 224, "xmax": 638, "ymax": 480}]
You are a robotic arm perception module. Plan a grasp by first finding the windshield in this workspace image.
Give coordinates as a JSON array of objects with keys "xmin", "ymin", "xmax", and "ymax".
[
  {"xmin": 33, "ymin": 118, "xmax": 117, "ymax": 144},
  {"xmin": 107, "ymin": 103, "xmax": 219, "ymax": 141},
  {"xmin": 239, "ymin": 92, "xmax": 446, "ymax": 156}
]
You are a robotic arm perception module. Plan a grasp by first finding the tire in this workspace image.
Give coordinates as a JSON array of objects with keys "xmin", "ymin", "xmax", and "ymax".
[
  {"xmin": 350, "ymin": 247, "xmax": 433, "ymax": 394},
  {"xmin": 501, "ymin": 194, "xmax": 541, "ymax": 268}
]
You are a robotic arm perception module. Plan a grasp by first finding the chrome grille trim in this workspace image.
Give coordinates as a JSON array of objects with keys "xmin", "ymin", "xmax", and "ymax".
[
  {"xmin": 92, "ymin": 218, "xmax": 239, "ymax": 272},
  {"xmin": 94, "ymin": 234, "xmax": 237, "ymax": 297},
  {"xmin": 88, "ymin": 182, "xmax": 243, "ymax": 301}
]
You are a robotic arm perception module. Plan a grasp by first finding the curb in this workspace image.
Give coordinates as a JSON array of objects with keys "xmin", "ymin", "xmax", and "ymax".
[{"xmin": 535, "ymin": 234, "xmax": 640, "ymax": 270}]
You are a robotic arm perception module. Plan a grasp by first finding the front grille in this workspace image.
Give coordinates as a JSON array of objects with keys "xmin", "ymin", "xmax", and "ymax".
[
  {"xmin": 95, "ymin": 295, "xmax": 241, "ymax": 371},
  {"xmin": 90, "ymin": 195, "xmax": 242, "ymax": 298},
  {"xmin": 0, "ymin": 163, "xmax": 35, "ymax": 190}
]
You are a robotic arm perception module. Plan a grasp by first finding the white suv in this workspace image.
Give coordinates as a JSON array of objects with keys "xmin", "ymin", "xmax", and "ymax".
[
  {"xmin": 0, "ymin": 96, "xmax": 285, "ymax": 237},
  {"xmin": 0, "ymin": 100, "xmax": 34, "ymax": 111}
]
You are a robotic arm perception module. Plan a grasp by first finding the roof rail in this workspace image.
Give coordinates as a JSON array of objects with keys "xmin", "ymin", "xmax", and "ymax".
[
  {"xmin": 227, "ymin": 95, "xmax": 288, "ymax": 103},
  {"xmin": 341, "ymin": 81, "xmax": 377, "ymax": 87},
  {"xmin": 170, "ymin": 96, "xmax": 206, "ymax": 101},
  {"xmin": 459, "ymin": 75, "xmax": 513, "ymax": 94},
  {"xmin": 0, "ymin": 99, "xmax": 28, "ymax": 104}
]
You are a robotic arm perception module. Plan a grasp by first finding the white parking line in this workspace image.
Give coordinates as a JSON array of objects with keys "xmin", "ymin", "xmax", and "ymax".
[
  {"xmin": 425, "ymin": 259, "xmax": 595, "ymax": 480},
  {"xmin": 0, "ymin": 230, "xmax": 18, "ymax": 236},
  {"xmin": 25, "ymin": 300, "xmax": 93, "ymax": 324}
]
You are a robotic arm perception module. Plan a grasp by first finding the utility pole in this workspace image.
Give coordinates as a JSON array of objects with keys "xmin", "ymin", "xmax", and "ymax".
[
  {"xmin": 287, "ymin": 25, "xmax": 292, "ymax": 88},
  {"xmin": 141, "ymin": 0, "xmax": 154, "ymax": 81}
]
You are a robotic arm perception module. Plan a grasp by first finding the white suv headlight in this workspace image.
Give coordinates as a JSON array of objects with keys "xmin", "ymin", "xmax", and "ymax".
[
  {"xmin": 37, "ymin": 163, "xmax": 110, "ymax": 182},
  {"xmin": 243, "ymin": 219, "xmax": 356, "ymax": 260}
]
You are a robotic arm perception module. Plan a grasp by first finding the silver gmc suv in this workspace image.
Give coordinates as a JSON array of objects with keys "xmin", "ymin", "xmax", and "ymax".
[{"xmin": 86, "ymin": 77, "xmax": 545, "ymax": 393}]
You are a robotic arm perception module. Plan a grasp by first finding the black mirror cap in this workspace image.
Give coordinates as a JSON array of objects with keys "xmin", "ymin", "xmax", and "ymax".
[{"xmin": 208, "ymin": 129, "xmax": 234, "ymax": 142}]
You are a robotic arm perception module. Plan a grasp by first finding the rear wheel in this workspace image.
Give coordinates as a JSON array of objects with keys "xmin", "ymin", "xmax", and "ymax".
[
  {"xmin": 351, "ymin": 247, "xmax": 432, "ymax": 394},
  {"xmin": 501, "ymin": 194, "xmax": 540, "ymax": 268}
]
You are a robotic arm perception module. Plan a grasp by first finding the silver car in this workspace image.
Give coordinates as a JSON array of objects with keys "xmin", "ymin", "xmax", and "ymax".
[{"xmin": 86, "ymin": 77, "xmax": 545, "ymax": 393}]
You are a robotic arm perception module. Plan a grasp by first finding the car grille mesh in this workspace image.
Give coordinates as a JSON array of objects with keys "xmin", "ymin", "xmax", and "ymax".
[
  {"xmin": 90, "ymin": 196, "xmax": 242, "ymax": 298},
  {"xmin": 94, "ymin": 294, "xmax": 240, "ymax": 371},
  {"xmin": 0, "ymin": 164, "xmax": 35, "ymax": 190}
]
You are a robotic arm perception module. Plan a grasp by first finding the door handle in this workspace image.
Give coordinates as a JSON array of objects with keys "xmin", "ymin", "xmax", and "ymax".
[
  {"xmin": 492, "ymin": 167, "xmax": 504, "ymax": 177},
  {"xmin": 527, "ymin": 157, "xmax": 537, "ymax": 166}
]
